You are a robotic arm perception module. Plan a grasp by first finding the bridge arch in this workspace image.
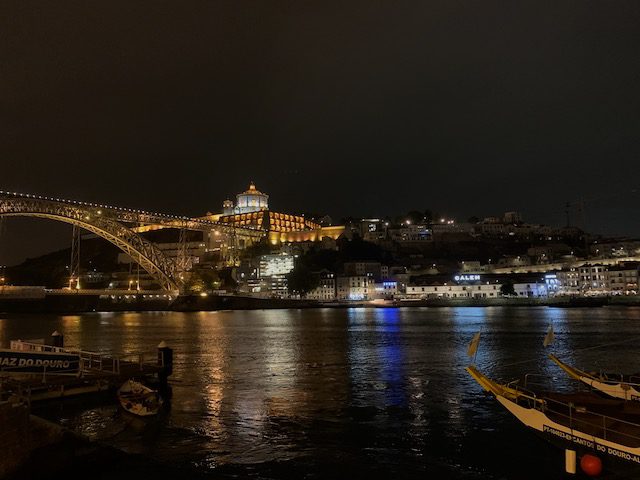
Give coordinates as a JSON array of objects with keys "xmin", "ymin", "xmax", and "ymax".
[{"xmin": 0, "ymin": 197, "xmax": 181, "ymax": 291}]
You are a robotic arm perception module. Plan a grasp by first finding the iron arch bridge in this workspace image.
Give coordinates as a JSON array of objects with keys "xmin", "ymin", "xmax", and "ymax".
[
  {"xmin": 0, "ymin": 195, "xmax": 183, "ymax": 291},
  {"xmin": 0, "ymin": 191, "xmax": 264, "ymax": 292}
]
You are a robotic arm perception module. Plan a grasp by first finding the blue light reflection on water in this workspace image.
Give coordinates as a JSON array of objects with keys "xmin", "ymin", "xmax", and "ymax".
[{"xmin": 373, "ymin": 308, "xmax": 406, "ymax": 408}]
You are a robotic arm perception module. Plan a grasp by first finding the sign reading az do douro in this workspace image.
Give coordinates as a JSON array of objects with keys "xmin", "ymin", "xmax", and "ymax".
[{"xmin": 0, "ymin": 349, "xmax": 80, "ymax": 374}]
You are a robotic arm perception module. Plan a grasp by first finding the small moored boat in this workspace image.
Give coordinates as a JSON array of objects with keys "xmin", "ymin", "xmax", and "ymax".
[
  {"xmin": 467, "ymin": 365, "xmax": 640, "ymax": 473},
  {"xmin": 117, "ymin": 380, "xmax": 162, "ymax": 416},
  {"xmin": 549, "ymin": 354, "xmax": 640, "ymax": 402}
]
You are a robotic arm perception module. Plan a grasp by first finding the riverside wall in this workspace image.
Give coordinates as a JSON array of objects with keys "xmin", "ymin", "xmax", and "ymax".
[{"xmin": 1, "ymin": 293, "xmax": 640, "ymax": 314}]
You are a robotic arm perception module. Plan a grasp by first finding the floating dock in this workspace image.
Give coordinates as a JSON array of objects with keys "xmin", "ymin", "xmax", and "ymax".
[{"xmin": 0, "ymin": 333, "xmax": 173, "ymax": 405}]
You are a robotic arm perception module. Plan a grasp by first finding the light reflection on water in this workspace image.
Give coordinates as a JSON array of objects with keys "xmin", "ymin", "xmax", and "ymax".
[{"xmin": 2, "ymin": 306, "xmax": 640, "ymax": 478}]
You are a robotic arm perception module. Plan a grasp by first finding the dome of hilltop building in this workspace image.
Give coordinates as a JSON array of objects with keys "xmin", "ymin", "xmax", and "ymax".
[{"xmin": 232, "ymin": 182, "xmax": 269, "ymax": 214}]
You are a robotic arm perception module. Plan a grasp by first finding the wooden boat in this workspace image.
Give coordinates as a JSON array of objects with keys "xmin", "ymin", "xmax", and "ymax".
[
  {"xmin": 549, "ymin": 354, "xmax": 640, "ymax": 402},
  {"xmin": 117, "ymin": 380, "xmax": 162, "ymax": 416},
  {"xmin": 467, "ymin": 365, "xmax": 640, "ymax": 472}
]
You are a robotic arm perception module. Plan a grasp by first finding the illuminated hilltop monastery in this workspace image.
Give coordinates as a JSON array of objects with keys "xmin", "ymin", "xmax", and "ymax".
[
  {"xmin": 204, "ymin": 182, "xmax": 344, "ymax": 245},
  {"xmin": 129, "ymin": 182, "xmax": 345, "ymax": 268}
]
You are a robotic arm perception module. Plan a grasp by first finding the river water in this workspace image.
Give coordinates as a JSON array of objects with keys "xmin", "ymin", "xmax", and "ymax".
[{"xmin": 2, "ymin": 306, "xmax": 639, "ymax": 479}]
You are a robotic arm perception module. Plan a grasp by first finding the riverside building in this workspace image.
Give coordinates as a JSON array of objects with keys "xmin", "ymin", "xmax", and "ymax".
[
  {"xmin": 306, "ymin": 270, "xmax": 337, "ymax": 300},
  {"xmin": 606, "ymin": 263, "xmax": 639, "ymax": 295},
  {"xmin": 337, "ymin": 275, "xmax": 375, "ymax": 301},
  {"xmin": 258, "ymin": 253, "xmax": 295, "ymax": 296},
  {"xmin": 406, "ymin": 282, "xmax": 500, "ymax": 299}
]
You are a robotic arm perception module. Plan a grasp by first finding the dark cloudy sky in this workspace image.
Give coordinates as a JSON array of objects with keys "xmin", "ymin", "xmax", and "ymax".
[{"xmin": 1, "ymin": 1, "xmax": 639, "ymax": 264}]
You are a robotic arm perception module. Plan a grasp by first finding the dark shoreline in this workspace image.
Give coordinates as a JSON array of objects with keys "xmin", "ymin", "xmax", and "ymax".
[{"xmin": 1, "ymin": 293, "xmax": 639, "ymax": 314}]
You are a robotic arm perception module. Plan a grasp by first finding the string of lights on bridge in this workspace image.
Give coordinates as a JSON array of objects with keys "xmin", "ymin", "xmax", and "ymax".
[{"xmin": 0, "ymin": 190, "xmax": 261, "ymax": 231}]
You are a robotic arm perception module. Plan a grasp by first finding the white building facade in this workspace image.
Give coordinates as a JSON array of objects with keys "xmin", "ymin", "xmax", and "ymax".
[
  {"xmin": 337, "ymin": 275, "xmax": 375, "ymax": 300},
  {"xmin": 373, "ymin": 281, "xmax": 398, "ymax": 299},
  {"xmin": 306, "ymin": 271, "xmax": 337, "ymax": 300},
  {"xmin": 258, "ymin": 253, "xmax": 294, "ymax": 296},
  {"xmin": 513, "ymin": 282, "xmax": 547, "ymax": 298},
  {"xmin": 406, "ymin": 283, "xmax": 500, "ymax": 299},
  {"xmin": 606, "ymin": 265, "xmax": 639, "ymax": 295}
]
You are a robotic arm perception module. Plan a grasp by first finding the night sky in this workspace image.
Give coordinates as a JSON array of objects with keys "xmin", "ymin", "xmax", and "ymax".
[{"xmin": 2, "ymin": 1, "xmax": 640, "ymax": 265}]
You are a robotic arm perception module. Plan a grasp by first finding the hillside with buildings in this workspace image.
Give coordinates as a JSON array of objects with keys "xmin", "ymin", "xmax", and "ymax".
[{"xmin": 3, "ymin": 183, "xmax": 640, "ymax": 302}]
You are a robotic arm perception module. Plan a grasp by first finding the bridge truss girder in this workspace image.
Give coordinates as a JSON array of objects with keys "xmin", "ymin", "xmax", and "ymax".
[{"xmin": 0, "ymin": 198, "xmax": 181, "ymax": 292}]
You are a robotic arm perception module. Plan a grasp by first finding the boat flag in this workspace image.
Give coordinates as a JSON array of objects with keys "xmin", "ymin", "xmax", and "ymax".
[
  {"xmin": 467, "ymin": 331, "xmax": 481, "ymax": 358},
  {"xmin": 543, "ymin": 325, "xmax": 555, "ymax": 347}
]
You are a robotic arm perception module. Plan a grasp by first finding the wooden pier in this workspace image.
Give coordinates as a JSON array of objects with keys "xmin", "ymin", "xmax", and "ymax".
[{"xmin": 0, "ymin": 338, "xmax": 173, "ymax": 405}]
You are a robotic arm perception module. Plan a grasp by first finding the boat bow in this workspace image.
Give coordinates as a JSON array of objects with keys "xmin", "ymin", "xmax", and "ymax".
[{"xmin": 549, "ymin": 354, "xmax": 640, "ymax": 402}]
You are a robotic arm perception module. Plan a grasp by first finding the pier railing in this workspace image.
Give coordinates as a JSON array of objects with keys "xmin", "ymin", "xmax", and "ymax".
[
  {"xmin": 592, "ymin": 371, "xmax": 640, "ymax": 389},
  {"xmin": 1, "ymin": 339, "xmax": 171, "ymax": 405},
  {"xmin": 78, "ymin": 350, "xmax": 162, "ymax": 375},
  {"xmin": 7, "ymin": 340, "xmax": 162, "ymax": 377},
  {"xmin": 508, "ymin": 375, "xmax": 640, "ymax": 448},
  {"xmin": 542, "ymin": 395, "xmax": 640, "ymax": 447}
]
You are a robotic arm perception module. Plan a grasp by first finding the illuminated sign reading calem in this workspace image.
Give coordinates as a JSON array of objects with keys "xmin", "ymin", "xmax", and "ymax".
[{"xmin": 454, "ymin": 274, "xmax": 481, "ymax": 282}]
